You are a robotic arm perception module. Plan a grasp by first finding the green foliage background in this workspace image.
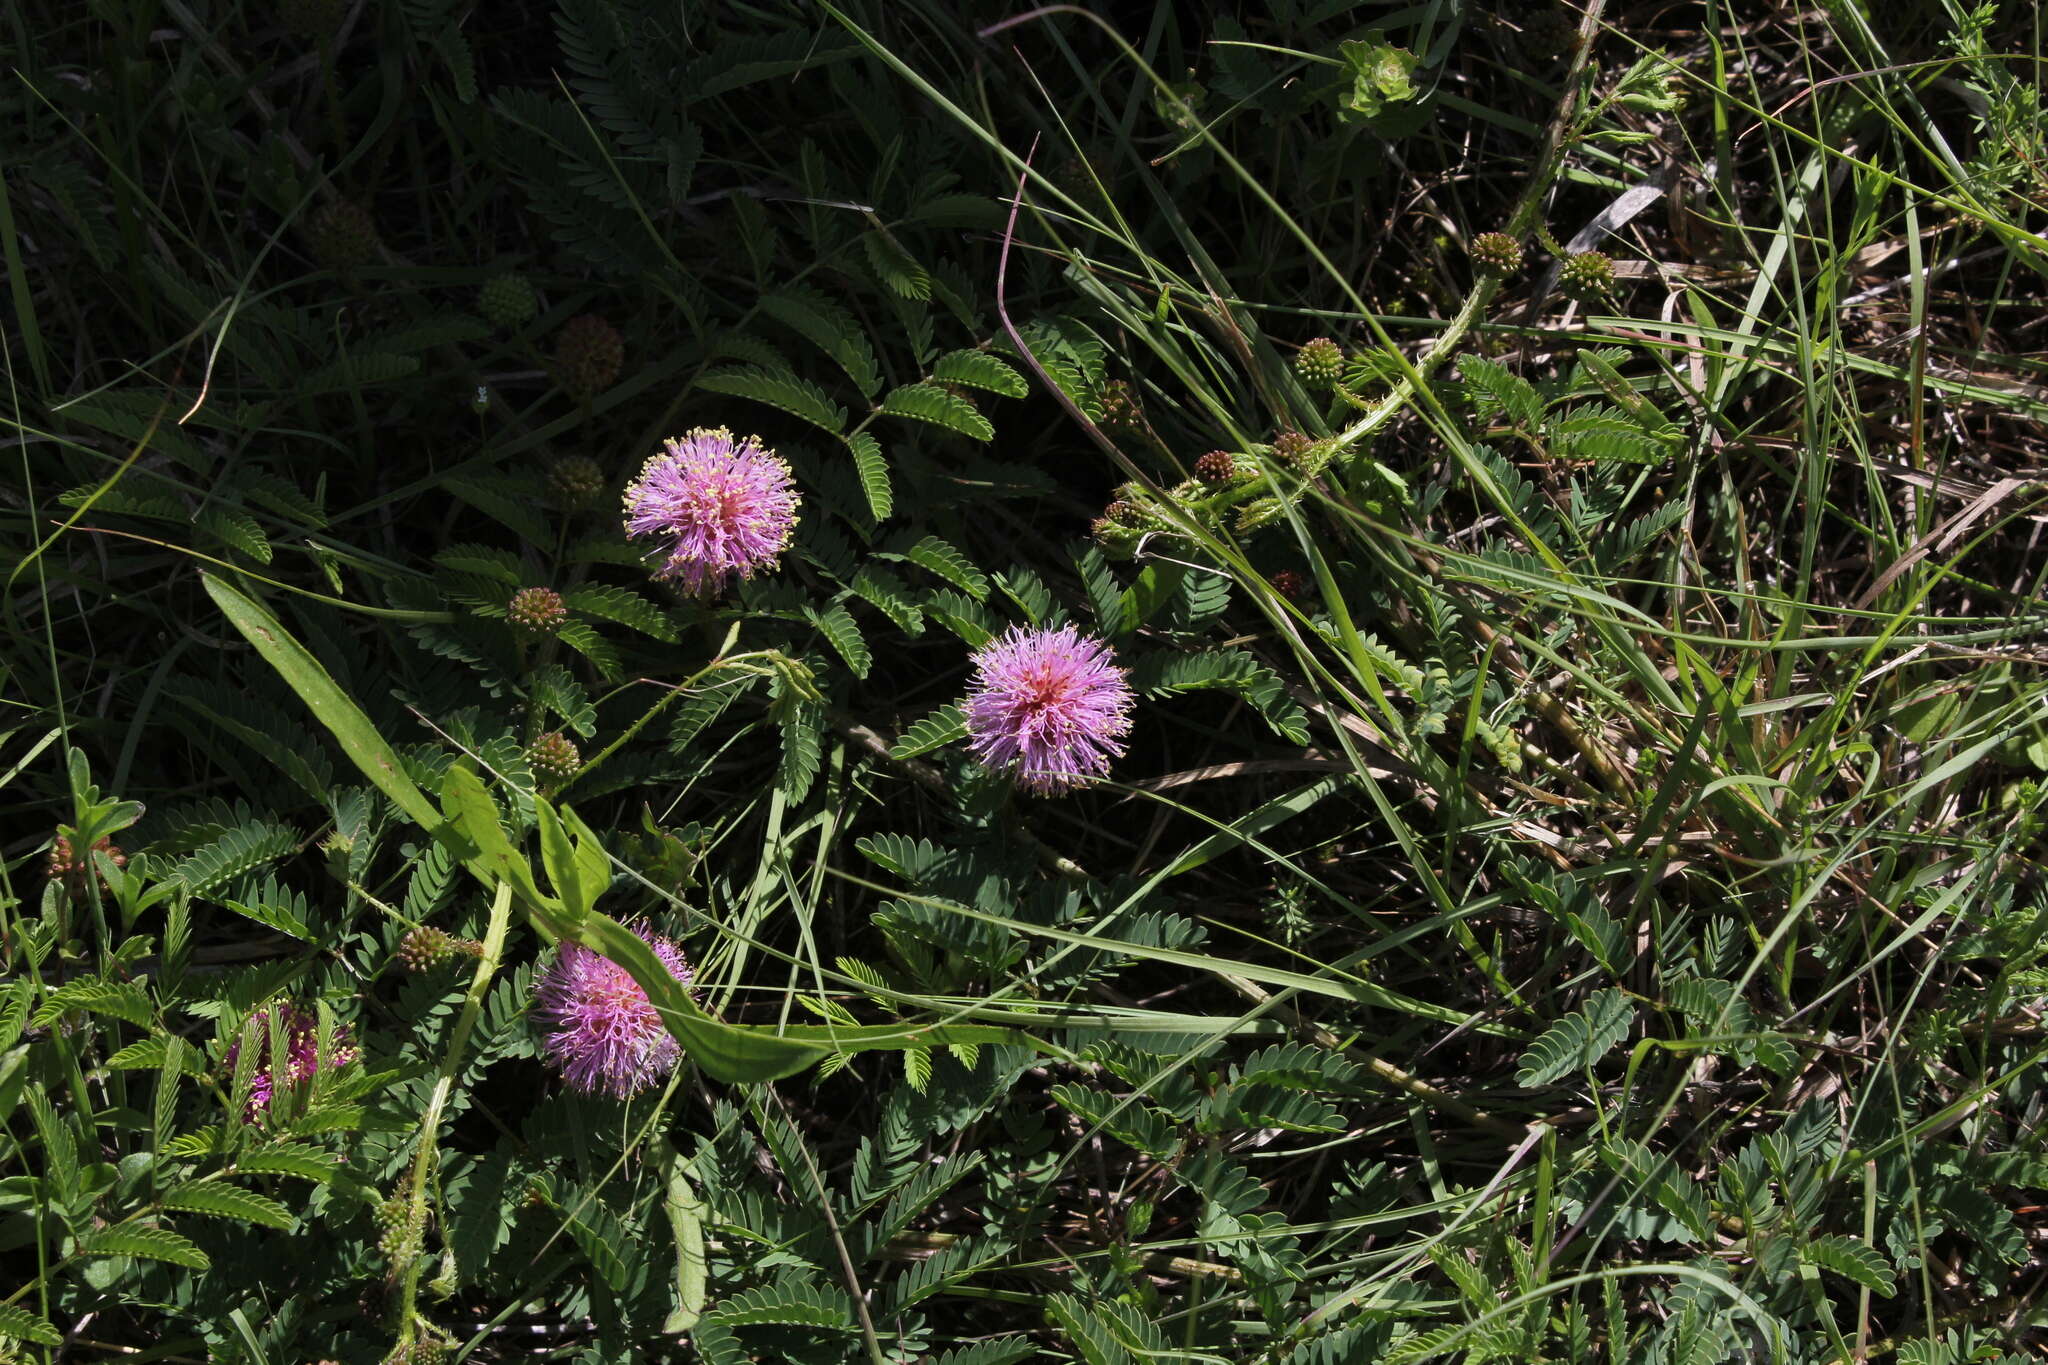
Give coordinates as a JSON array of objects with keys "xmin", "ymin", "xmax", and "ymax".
[{"xmin": 5, "ymin": 0, "xmax": 2048, "ymax": 1361}]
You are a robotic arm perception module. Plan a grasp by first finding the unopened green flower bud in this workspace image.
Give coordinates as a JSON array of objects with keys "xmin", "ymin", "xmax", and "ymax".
[
  {"xmin": 1270, "ymin": 430, "xmax": 1314, "ymax": 468},
  {"xmin": 553, "ymin": 315, "xmax": 622, "ymax": 401},
  {"xmin": 1519, "ymin": 9, "xmax": 1576, "ymax": 63},
  {"xmin": 1295, "ymin": 339, "xmax": 1344, "ymax": 388},
  {"xmin": 477, "ymin": 273, "xmax": 539, "ymax": 329},
  {"xmin": 526, "ymin": 732, "xmax": 579, "ymax": 784},
  {"xmin": 303, "ymin": 200, "xmax": 380, "ymax": 271},
  {"xmin": 1469, "ymin": 232, "xmax": 1523, "ymax": 277},
  {"xmin": 1561, "ymin": 251, "xmax": 1615, "ymax": 300},
  {"xmin": 396, "ymin": 926, "xmax": 479, "ymax": 973},
  {"xmin": 1294, "ymin": 338, "xmax": 1344, "ymax": 389},
  {"xmin": 507, "ymin": 586, "xmax": 567, "ymax": 636},
  {"xmin": 546, "ymin": 454, "xmax": 605, "ymax": 509},
  {"xmin": 1096, "ymin": 379, "xmax": 1142, "ymax": 432}
]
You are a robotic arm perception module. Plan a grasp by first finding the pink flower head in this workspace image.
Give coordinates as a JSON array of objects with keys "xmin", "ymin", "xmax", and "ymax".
[
  {"xmin": 622, "ymin": 427, "xmax": 799, "ymax": 595},
  {"xmin": 224, "ymin": 1003, "xmax": 357, "ymax": 1120},
  {"xmin": 963, "ymin": 624, "xmax": 1134, "ymax": 796},
  {"xmin": 532, "ymin": 928, "xmax": 693, "ymax": 1099}
]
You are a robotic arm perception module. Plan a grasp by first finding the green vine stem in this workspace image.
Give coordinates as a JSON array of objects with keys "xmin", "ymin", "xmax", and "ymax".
[{"xmin": 390, "ymin": 877, "xmax": 513, "ymax": 1352}]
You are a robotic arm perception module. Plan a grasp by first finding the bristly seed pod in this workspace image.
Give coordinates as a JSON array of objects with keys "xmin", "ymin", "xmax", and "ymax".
[
  {"xmin": 507, "ymin": 586, "xmax": 568, "ymax": 636},
  {"xmin": 1235, "ymin": 498, "xmax": 1287, "ymax": 535},
  {"xmin": 552, "ymin": 315, "xmax": 623, "ymax": 401},
  {"xmin": 1194, "ymin": 450, "xmax": 1237, "ymax": 484},
  {"xmin": 1103, "ymin": 500, "xmax": 1142, "ymax": 527},
  {"xmin": 1469, "ymin": 232, "xmax": 1523, "ymax": 277},
  {"xmin": 526, "ymin": 732, "xmax": 580, "ymax": 785},
  {"xmin": 477, "ymin": 273, "xmax": 539, "ymax": 330},
  {"xmin": 1294, "ymin": 338, "xmax": 1344, "ymax": 389},
  {"xmin": 1561, "ymin": 251, "xmax": 1615, "ymax": 301}
]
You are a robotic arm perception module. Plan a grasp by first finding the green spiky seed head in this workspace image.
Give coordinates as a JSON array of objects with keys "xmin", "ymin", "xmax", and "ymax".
[
  {"xmin": 1194, "ymin": 450, "xmax": 1237, "ymax": 484},
  {"xmin": 1561, "ymin": 251, "xmax": 1615, "ymax": 300},
  {"xmin": 526, "ymin": 731, "xmax": 579, "ymax": 783},
  {"xmin": 1270, "ymin": 430, "xmax": 1314, "ymax": 469},
  {"xmin": 477, "ymin": 273, "xmax": 539, "ymax": 329},
  {"xmin": 1294, "ymin": 338, "xmax": 1344, "ymax": 389},
  {"xmin": 545, "ymin": 454, "xmax": 605, "ymax": 509},
  {"xmin": 507, "ymin": 586, "xmax": 567, "ymax": 635},
  {"xmin": 553, "ymin": 314, "xmax": 623, "ymax": 400},
  {"xmin": 1470, "ymin": 232, "xmax": 1523, "ymax": 277},
  {"xmin": 303, "ymin": 200, "xmax": 380, "ymax": 271},
  {"xmin": 1097, "ymin": 379, "xmax": 1142, "ymax": 431},
  {"xmin": 280, "ymin": 0, "xmax": 347, "ymax": 39}
]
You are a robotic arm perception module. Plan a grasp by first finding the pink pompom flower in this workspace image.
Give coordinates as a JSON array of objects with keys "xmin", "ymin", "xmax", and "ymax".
[
  {"xmin": 622, "ymin": 427, "xmax": 799, "ymax": 595},
  {"xmin": 963, "ymin": 624, "xmax": 1135, "ymax": 796},
  {"xmin": 224, "ymin": 1002, "xmax": 357, "ymax": 1121},
  {"xmin": 532, "ymin": 928, "xmax": 693, "ymax": 1099}
]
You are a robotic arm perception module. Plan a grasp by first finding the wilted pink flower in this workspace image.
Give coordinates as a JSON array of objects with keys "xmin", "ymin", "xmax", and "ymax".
[
  {"xmin": 224, "ymin": 1003, "xmax": 357, "ymax": 1120},
  {"xmin": 622, "ymin": 427, "xmax": 799, "ymax": 595},
  {"xmin": 963, "ymin": 624, "xmax": 1134, "ymax": 796},
  {"xmin": 532, "ymin": 928, "xmax": 693, "ymax": 1099}
]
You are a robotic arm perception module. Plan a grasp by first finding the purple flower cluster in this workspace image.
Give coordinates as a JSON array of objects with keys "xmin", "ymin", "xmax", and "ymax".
[
  {"xmin": 225, "ymin": 1003, "xmax": 357, "ymax": 1120},
  {"xmin": 964, "ymin": 624, "xmax": 1134, "ymax": 796},
  {"xmin": 532, "ymin": 928, "xmax": 694, "ymax": 1099},
  {"xmin": 516, "ymin": 425, "xmax": 1141, "ymax": 1106},
  {"xmin": 622, "ymin": 427, "xmax": 799, "ymax": 596}
]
